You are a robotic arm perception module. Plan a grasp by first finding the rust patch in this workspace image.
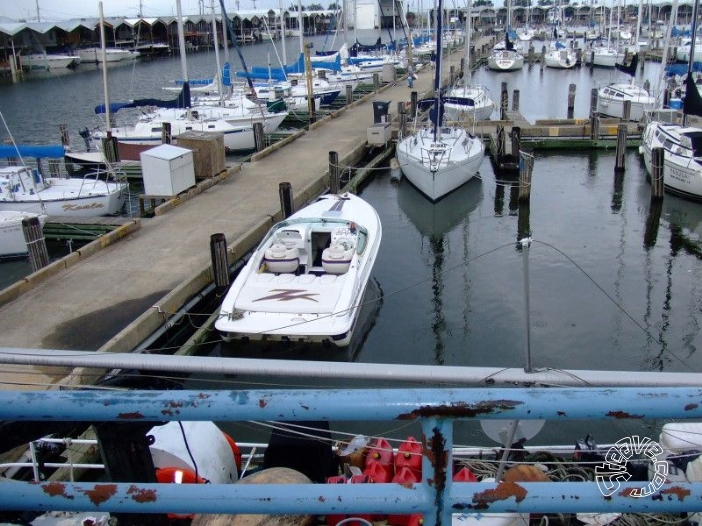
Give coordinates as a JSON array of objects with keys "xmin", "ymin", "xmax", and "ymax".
[
  {"xmin": 161, "ymin": 409, "xmax": 174, "ymax": 416},
  {"xmin": 399, "ymin": 400, "xmax": 523, "ymax": 420},
  {"xmin": 661, "ymin": 486, "xmax": 692, "ymax": 502},
  {"xmin": 318, "ymin": 496, "xmax": 326, "ymax": 502},
  {"xmin": 606, "ymin": 411, "xmax": 644, "ymax": 419},
  {"xmin": 259, "ymin": 398, "xmax": 268, "ymax": 408},
  {"xmin": 557, "ymin": 411, "xmax": 566, "ymax": 417},
  {"xmin": 118, "ymin": 412, "xmax": 145, "ymax": 420},
  {"xmin": 127, "ymin": 484, "xmax": 158, "ymax": 503},
  {"xmin": 196, "ymin": 393, "xmax": 211, "ymax": 400},
  {"xmin": 619, "ymin": 488, "xmax": 638, "ymax": 498},
  {"xmin": 42, "ymin": 482, "xmax": 74, "ymax": 500},
  {"xmin": 429, "ymin": 428, "xmax": 448, "ymax": 497},
  {"xmin": 473, "ymin": 482, "xmax": 528, "ymax": 506},
  {"xmin": 685, "ymin": 404, "xmax": 698, "ymax": 411},
  {"xmin": 80, "ymin": 484, "xmax": 118, "ymax": 506}
]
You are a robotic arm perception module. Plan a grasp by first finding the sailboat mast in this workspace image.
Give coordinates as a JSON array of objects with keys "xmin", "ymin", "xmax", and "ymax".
[
  {"xmin": 99, "ymin": 1, "xmax": 111, "ymax": 130},
  {"xmin": 463, "ymin": 0, "xmax": 471, "ymax": 92},
  {"xmin": 298, "ymin": 0, "xmax": 304, "ymax": 53},
  {"xmin": 211, "ymin": 0, "xmax": 224, "ymax": 103},
  {"xmin": 683, "ymin": 0, "xmax": 700, "ymax": 127},
  {"xmin": 433, "ymin": 0, "xmax": 444, "ymax": 142},
  {"xmin": 176, "ymin": 0, "xmax": 189, "ymax": 84},
  {"xmin": 280, "ymin": 0, "xmax": 287, "ymax": 66},
  {"xmin": 656, "ymin": 0, "xmax": 678, "ymax": 100}
]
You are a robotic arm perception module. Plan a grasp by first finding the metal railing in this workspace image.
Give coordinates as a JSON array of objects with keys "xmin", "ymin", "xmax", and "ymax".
[{"xmin": 1, "ymin": 387, "xmax": 702, "ymax": 522}]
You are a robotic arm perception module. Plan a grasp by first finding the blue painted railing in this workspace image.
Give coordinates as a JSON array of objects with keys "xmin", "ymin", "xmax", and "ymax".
[{"xmin": 1, "ymin": 387, "xmax": 702, "ymax": 522}]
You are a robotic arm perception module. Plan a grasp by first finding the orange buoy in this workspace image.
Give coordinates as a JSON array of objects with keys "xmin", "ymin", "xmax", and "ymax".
[
  {"xmin": 222, "ymin": 432, "xmax": 243, "ymax": 474},
  {"xmin": 156, "ymin": 467, "xmax": 207, "ymax": 520}
]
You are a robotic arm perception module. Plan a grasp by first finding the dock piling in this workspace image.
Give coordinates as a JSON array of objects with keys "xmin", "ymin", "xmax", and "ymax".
[
  {"xmin": 23, "ymin": 216, "xmax": 49, "ymax": 273},
  {"xmin": 161, "ymin": 122, "xmax": 172, "ymax": 145},
  {"xmin": 518, "ymin": 149, "xmax": 534, "ymax": 202},
  {"xmin": 210, "ymin": 233, "xmax": 230, "ymax": 294},
  {"xmin": 589, "ymin": 88, "xmax": 598, "ymax": 118},
  {"xmin": 329, "ymin": 151, "xmax": 340, "ymax": 194},
  {"xmin": 622, "ymin": 100, "xmax": 632, "ymax": 122},
  {"xmin": 279, "ymin": 181, "xmax": 294, "ymax": 219},
  {"xmin": 590, "ymin": 51, "xmax": 595, "ymax": 72},
  {"xmin": 615, "ymin": 123, "xmax": 627, "ymax": 172},
  {"xmin": 590, "ymin": 112, "xmax": 600, "ymax": 141},
  {"xmin": 410, "ymin": 91, "xmax": 418, "ymax": 119},
  {"xmin": 511, "ymin": 126, "xmax": 521, "ymax": 159},
  {"xmin": 651, "ymin": 147, "xmax": 665, "ymax": 199},
  {"xmin": 346, "ymin": 85, "xmax": 353, "ymax": 106},
  {"xmin": 102, "ymin": 134, "xmax": 120, "ymax": 163},
  {"xmin": 567, "ymin": 83, "xmax": 576, "ymax": 119},
  {"xmin": 500, "ymin": 82, "xmax": 508, "ymax": 120},
  {"xmin": 253, "ymin": 122, "xmax": 265, "ymax": 152},
  {"xmin": 512, "ymin": 90, "xmax": 520, "ymax": 111},
  {"xmin": 373, "ymin": 73, "xmax": 380, "ymax": 92}
]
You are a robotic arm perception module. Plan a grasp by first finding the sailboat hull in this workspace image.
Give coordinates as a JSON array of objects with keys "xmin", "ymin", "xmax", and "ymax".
[{"xmin": 396, "ymin": 127, "xmax": 484, "ymax": 202}]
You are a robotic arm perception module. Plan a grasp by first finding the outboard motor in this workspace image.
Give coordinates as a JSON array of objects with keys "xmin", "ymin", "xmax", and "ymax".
[{"xmin": 78, "ymin": 127, "xmax": 92, "ymax": 151}]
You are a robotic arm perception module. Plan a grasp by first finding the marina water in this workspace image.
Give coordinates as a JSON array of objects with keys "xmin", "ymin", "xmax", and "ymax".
[{"xmin": 1, "ymin": 33, "xmax": 698, "ymax": 448}]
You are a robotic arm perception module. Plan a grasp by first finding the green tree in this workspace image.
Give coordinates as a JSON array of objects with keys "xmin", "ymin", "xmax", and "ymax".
[
  {"xmin": 473, "ymin": 0, "xmax": 493, "ymax": 6},
  {"xmin": 308, "ymin": 3, "xmax": 324, "ymax": 9},
  {"xmin": 328, "ymin": 2, "xmax": 340, "ymax": 9}
]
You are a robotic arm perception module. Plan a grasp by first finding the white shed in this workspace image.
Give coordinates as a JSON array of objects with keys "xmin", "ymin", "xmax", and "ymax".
[{"xmin": 140, "ymin": 144, "xmax": 196, "ymax": 197}]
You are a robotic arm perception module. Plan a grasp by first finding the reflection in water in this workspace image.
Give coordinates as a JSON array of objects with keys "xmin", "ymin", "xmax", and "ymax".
[
  {"xmin": 611, "ymin": 170, "xmax": 624, "ymax": 213},
  {"xmin": 397, "ymin": 178, "xmax": 483, "ymax": 366}
]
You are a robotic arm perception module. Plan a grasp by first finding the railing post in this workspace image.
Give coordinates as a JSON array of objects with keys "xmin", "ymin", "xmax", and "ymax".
[
  {"xmin": 23, "ymin": 216, "xmax": 49, "ymax": 272},
  {"xmin": 329, "ymin": 151, "xmax": 340, "ymax": 194},
  {"xmin": 279, "ymin": 181, "xmax": 294, "ymax": 219},
  {"xmin": 210, "ymin": 233, "xmax": 229, "ymax": 295}
]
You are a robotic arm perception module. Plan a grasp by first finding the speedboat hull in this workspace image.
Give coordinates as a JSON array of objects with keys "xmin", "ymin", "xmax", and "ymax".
[
  {"xmin": 395, "ymin": 126, "xmax": 485, "ymax": 202},
  {"xmin": 641, "ymin": 121, "xmax": 702, "ymax": 201},
  {"xmin": 215, "ymin": 193, "xmax": 382, "ymax": 347}
]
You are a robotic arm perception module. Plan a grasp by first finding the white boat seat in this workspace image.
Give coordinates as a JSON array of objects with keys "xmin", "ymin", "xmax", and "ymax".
[
  {"xmin": 264, "ymin": 243, "xmax": 299, "ymax": 274},
  {"xmin": 322, "ymin": 244, "xmax": 353, "ymax": 274}
]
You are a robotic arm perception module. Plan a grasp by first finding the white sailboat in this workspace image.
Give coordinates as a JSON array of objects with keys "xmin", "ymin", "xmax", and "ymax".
[
  {"xmin": 640, "ymin": 0, "xmax": 702, "ymax": 201},
  {"xmin": 443, "ymin": 0, "xmax": 496, "ymax": 122},
  {"xmin": 486, "ymin": 0, "xmax": 524, "ymax": 72},
  {"xmin": 395, "ymin": 0, "xmax": 485, "ymax": 202}
]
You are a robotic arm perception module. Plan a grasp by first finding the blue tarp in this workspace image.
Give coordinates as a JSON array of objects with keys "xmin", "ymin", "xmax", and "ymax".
[
  {"xmin": 235, "ymin": 54, "xmax": 341, "ymax": 82},
  {"xmin": 0, "ymin": 145, "xmax": 65, "ymax": 158},
  {"xmin": 665, "ymin": 62, "xmax": 702, "ymax": 76},
  {"xmin": 95, "ymin": 83, "xmax": 191, "ymax": 114}
]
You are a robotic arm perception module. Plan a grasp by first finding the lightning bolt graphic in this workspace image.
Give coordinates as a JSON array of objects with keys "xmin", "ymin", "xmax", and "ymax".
[{"xmin": 254, "ymin": 289, "xmax": 320, "ymax": 303}]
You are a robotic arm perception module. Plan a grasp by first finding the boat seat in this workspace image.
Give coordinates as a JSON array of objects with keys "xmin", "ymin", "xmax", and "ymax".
[
  {"xmin": 321, "ymin": 243, "xmax": 353, "ymax": 274},
  {"xmin": 264, "ymin": 243, "xmax": 299, "ymax": 274}
]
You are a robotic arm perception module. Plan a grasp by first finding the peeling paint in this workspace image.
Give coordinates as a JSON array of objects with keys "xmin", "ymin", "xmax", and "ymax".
[
  {"xmin": 42, "ymin": 482, "xmax": 74, "ymax": 500},
  {"xmin": 117, "ymin": 412, "xmax": 145, "ymax": 420},
  {"xmin": 606, "ymin": 410, "xmax": 644, "ymax": 419},
  {"xmin": 661, "ymin": 486, "xmax": 692, "ymax": 502},
  {"xmin": 473, "ymin": 482, "xmax": 528, "ymax": 507},
  {"xmin": 685, "ymin": 404, "xmax": 698, "ymax": 411},
  {"xmin": 399, "ymin": 400, "xmax": 523, "ymax": 420},
  {"xmin": 81, "ymin": 484, "xmax": 118, "ymax": 506},
  {"xmin": 127, "ymin": 484, "xmax": 158, "ymax": 503},
  {"xmin": 259, "ymin": 398, "xmax": 268, "ymax": 408}
]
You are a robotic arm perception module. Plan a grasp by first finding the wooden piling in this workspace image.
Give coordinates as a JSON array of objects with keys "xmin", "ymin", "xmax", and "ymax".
[
  {"xmin": 528, "ymin": 45, "xmax": 534, "ymax": 65},
  {"xmin": 512, "ymin": 90, "xmax": 520, "ymax": 111},
  {"xmin": 644, "ymin": 198, "xmax": 663, "ymax": 248},
  {"xmin": 411, "ymin": 91, "xmax": 418, "ymax": 119},
  {"xmin": 253, "ymin": 122, "xmax": 265, "ymax": 151},
  {"xmin": 590, "ymin": 112, "xmax": 600, "ymax": 141},
  {"xmin": 59, "ymin": 125, "xmax": 70, "ymax": 148},
  {"xmin": 540, "ymin": 46, "xmax": 546, "ymax": 71},
  {"xmin": 210, "ymin": 233, "xmax": 229, "ymax": 294},
  {"xmin": 23, "ymin": 216, "xmax": 49, "ymax": 273},
  {"xmin": 590, "ymin": 50, "xmax": 595, "ymax": 72},
  {"xmin": 329, "ymin": 151, "xmax": 340, "ymax": 194},
  {"xmin": 511, "ymin": 126, "xmax": 521, "ymax": 159},
  {"xmin": 373, "ymin": 73, "xmax": 380, "ymax": 91},
  {"xmin": 161, "ymin": 122, "xmax": 172, "ymax": 145},
  {"xmin": 397, "ymin": 102, "xmax": 406, "ymax": 135},
  {"xmin": 101, "ymin": 134, "xmax": 120, "ymax": 163},
  {"xmin": 615, "ymin": 123, "xmax": 627, "ymax": 172},
  {"xmin": 518, "ymin": 150, "xmax": 534, "ymax": 202},
  {"xmin": 650, "ymin": 147, "xmax": 665, "ymax": 199},
  {"xmin": 622, "ymin": 100, "xmax": 632, "ymax": 122},
  {"xmin": 279, "ymin": 181, "xmax": 294, "ymax": 219},
  {"xmin": 500, "ymin": 82, "xmax": 508, "ymax": 121},
  {"xmin": 346, "ymin": 84, "xmax": 353, "ymax": 105},
  {"xmin": 567, "ymin": 83, "xmax": 576, "ymax": 118},
  {"xmin": 590, "ymin": 87, "xmax": 598, "ymax": 118}
]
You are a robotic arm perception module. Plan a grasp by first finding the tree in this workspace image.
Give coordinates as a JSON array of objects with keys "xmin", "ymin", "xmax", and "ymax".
[
  {"xmin": 308, "ymin": 3, "xmax": 324, "ymax": 10},
  {"xmin": 473, "ymin": 0, "xmax": 493, "ymax": 6},
  {"xmin": 328, "ymin": 2, "xmax": 340, "ymax": 9}
]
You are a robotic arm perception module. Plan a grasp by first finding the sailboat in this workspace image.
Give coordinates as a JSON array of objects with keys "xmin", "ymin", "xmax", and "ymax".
[
  {"xmin": 584, "ymin": 0, "xmax": 623, "ymax": 68},
  {"xmin": 596, "ymin": 53, "xmax": 655, "ymax": 120},
  {"xmin": 443, "ymin": 0, "xmax": 496, "ymax": 122},
  {"xmin": 395, "ymin": 0, "xmax": 485, "ymax": 202},
  {"xmin": 640, "ymin": 0, "xmax": 702, "ymax": 201},
  {"xmin": 486, "ymin": 0, "xmax": 524, "ymax": 72}
]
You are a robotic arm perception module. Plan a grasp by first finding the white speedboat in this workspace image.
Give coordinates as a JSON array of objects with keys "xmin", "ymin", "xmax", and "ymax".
[
  {"xmin": 76, "ymin": 47, "xmax": 140, "ymax": 63},
  {"xmin": 597, "ymin": 81, "xmax": 655, "ymax": 121},
  {"xmin": 641, "ymin": 121, "xmax": 702, "ymax": 201},
  {"xmin": 215, "ymin": 192, "xmax": 382, "ymax": 347},
  {"xmin": 19, "ymin": 53, "xmax": 79, "ymax": 71},
  {"xmin": 544, "ymin": 42, "xmax": 577, "ymax": 69},
  {"xmin": 0, "ymin": 211, "xmax": 46, "ymax": 258},
  {"xmin": 0, "ymin": 165, "xmax": 128, "ymax": 217}
]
